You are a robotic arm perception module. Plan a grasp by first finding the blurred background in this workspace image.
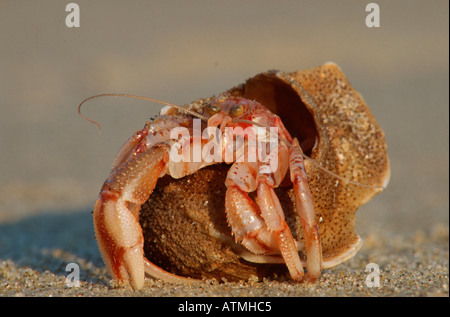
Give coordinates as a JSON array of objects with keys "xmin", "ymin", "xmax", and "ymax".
[{"xmin": 0, "ymin": 1, "xmax": 448, "ymax": 294}]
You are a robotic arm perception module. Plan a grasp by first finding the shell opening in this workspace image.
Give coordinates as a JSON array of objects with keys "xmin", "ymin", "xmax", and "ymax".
[{"xmin": 236, "ymin": 78, "xmax": 319, "ymax": 157}]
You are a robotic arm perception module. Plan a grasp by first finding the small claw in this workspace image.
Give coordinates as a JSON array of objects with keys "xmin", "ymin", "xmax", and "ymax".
[{"xmin": 225, "ymin": 184, "xmax": 278, "ymax": 254}]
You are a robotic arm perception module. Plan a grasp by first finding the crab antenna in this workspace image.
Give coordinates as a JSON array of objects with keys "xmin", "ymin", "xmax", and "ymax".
[
  {"xmin": 78, "ymin": 95, "xmax": 104, "ymax": 131},
  {"xmin": 78, "ymin": 93, "xmax": 208, "ymax": 131}
]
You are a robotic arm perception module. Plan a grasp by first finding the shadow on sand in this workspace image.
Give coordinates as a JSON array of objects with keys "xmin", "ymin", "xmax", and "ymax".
[{"xmin": 0, "ymin": 208, "xmax": 106, "ymax": 283}]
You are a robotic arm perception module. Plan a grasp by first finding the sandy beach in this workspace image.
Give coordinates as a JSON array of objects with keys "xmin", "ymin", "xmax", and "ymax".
[{"xmin": 0, "ymin": 1, "xmax": 448, "ymax": 297}]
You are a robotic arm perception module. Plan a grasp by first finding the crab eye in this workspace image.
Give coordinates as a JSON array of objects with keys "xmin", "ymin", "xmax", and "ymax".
[
  {"xmin": 206, "ymin": 104, "xmax": 221, "ymax": 115},
  {"xmin": 229, "ymin": 104, "xmax": 244, "ymax": 117}
]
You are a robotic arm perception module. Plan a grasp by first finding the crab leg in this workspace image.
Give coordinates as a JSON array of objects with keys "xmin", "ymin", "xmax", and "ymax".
[
  {"xmin": 289, "ymin": 138, "xmax": 322, "ymax": 281},
  {"xmin": 225, "ymin": 161, "xmax": 305, "ymax": 281},
  {"xmin": 94, "ymin": 142, "xmax": 197, "ymax": 289},
  {"xmin": 256, "ymin": 178, "xmax": 305, "ymax": 280}
]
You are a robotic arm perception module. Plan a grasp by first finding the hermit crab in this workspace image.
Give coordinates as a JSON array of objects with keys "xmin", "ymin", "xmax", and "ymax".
[{"xmin": 80, "ymin": 63, "xmax": 390, "ymax": 290}]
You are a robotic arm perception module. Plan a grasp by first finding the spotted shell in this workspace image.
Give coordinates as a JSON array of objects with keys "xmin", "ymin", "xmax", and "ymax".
[{"xmin": 139, "ymin": 63, "xmax": 390, "ymax": 281}]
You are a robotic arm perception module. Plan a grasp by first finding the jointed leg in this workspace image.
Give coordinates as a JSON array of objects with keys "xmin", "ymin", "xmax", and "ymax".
[
  {"xmin": 256, "ymin": 179, "xmax": 305, "ymax": 280},
  {"xmin": 289, "ymin": 138, "xmax": 322, "ymax": 281},
  {"xmin": 225, "ymin": 162, "xmax": 305, "ymax": 280}
]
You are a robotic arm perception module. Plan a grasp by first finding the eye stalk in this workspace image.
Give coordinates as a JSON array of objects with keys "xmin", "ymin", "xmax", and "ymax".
[
  {"xmin": 229, "ymin": 104, "xmax": 244, "ymax": 117},
  {"xmin": 205, "ymin": 104, "xmax": 221, "ymax": 115}
]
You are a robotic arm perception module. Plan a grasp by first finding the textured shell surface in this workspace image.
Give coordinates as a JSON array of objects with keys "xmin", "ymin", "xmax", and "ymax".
[{"xmin": 139, "ymin": 63, "xmax": 390, "ymax": 281}]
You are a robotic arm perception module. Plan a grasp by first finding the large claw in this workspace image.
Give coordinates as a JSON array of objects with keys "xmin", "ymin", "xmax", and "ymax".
[
  {"xmin": 93, "ymin": 141, "xmax": 169, "ymax": 289},
  {"xmin": 94, "ymin": 190, "xmax": 145, "ymax": 290},
  {"xmin": 93, "ymin": 134, "xmax": 205, "ymax": 290}
]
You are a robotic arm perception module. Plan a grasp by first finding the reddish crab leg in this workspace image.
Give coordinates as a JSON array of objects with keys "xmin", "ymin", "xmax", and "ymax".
[
  {"xmin": 289, "ymin": 138, "xmax": 323, "ymax": 281},
  {"xmin": 225, "ymin": 161, "xmax": 305, "ymax": 281},
  {"xmin": 256, "ymin": 179, "xmax": 304, "ymax": 280}
]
